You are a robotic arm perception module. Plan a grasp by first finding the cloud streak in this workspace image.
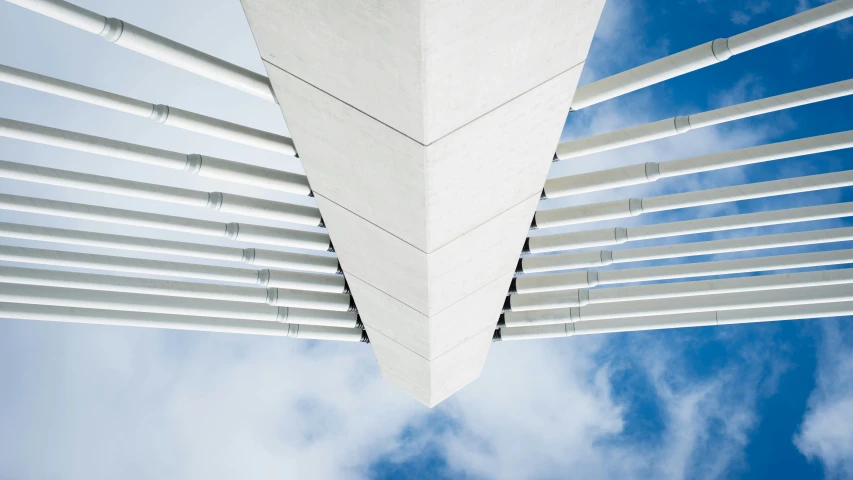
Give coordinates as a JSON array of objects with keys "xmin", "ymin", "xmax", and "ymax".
[
  {"xmin": 0, "ymin": 316, "xmax": 788, "ymax": 480},
  {"xmin": 795, "ymin": 320, "xmax": 853, "ymax": 478}
]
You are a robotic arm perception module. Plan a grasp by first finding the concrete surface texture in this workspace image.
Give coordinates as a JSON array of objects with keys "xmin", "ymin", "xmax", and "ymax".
[{"xmin": 241, "ymin": 0, "xmax": 606, "ymax": 406}]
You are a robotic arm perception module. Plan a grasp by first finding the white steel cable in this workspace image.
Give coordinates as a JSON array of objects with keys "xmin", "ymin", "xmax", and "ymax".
[
  {"xmin": 515, "ymin": 248, "xmax": 853, "ymax": 295},
  {"xmin": 507, "ymin": 267, "xmax": 853, "ymax": 312},
  {"xmin": 0, "ymin": 284, "xmax": 358, "ymax": 327},
  {"xmin": 0, "ymin": 222, "xmax": 340, "ymax": 274},
  {"xmin": 0, "ymin": 159, "xmax": 321, "ymax": 226},
  {"xmin": 0, "ymin": 159, "xmax": 207, "ymax": 204},
  {"xmin": 556, "ymin": 78, "xmax": 853, "ymax": 160},
  {"xmin": 544, "ymin": 130, "xmax": 853, "ymax": 198},
  {"xmin": 502, "ymin": 283, "xmax": 853, "ymax": 327},
  {"xmin": 1, "ymin": 303, "xmax": 365, "ymax": 341},
  {"xmin": 535, "ymin": 169, "xmax": 853, "ymax": 229},
  {"xmin": 0, "ymin": 266, "xmax": 355, "ymax": 312},
  {"xmin": 0, "ymin": 64, "xmax": 294, "ymax": 155},
  {"xmin": 0, "ymin": 63, "xmax": 152, "ymax": 115},
  {"xmin": 587, "ymin": 267, "xmax": 853, "ymax": 304},
  {"xmin": 0, "ymin": 118, "xmax": 311, "ymax": 194},
  {"xmin": 0, "ymin": 265, "xmax": 256, "ymax": 301},
  {"xmin": 496, "ymin": 300, "xmax": 853, "ymax": 341},
  {"xmin": 4, "ymin": 0, "xmax": 276, "ymax": 102},
  {"xmin": 519, "ymin": 226, "xmax": 853, "ymax": 278},
  {"xmin": 0, "ymin": 221, "xmax": 237, "ymax": 261},
  {"xmin": 0, "ymin": 193, "xmax": 331, "ymax": 251},
  {"xmin": 0, "ymin": 245, "xmax": 347, "ymax": 293},
  {"xmin": 527, "ymin": 201, "xmax": 853, "ymax": 254},
  {"xmin": 726, "ymin": 1, "xmax": 853, "ymax": 54},
  {"xmin": 243, "ymin": 247, "xmax": 340, "ymax": 274},
  {"xmin": 5, "ymin": 0, "xmax": 106, "ymax": 33},
  {"xmin": 570, "ymin": 0, "xmax": 853, "ymax": 110}
]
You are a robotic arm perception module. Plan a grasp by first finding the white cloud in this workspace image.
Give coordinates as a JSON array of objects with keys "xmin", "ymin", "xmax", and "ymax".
[
  {"xmin": 578, "ymin": 0, "xmax": 665, "ymax": 85},
  {"xmin": 435, "ymin": 338, "xmax": 627, "ymax": 479},
  {"xmin": 730, "ymin": 0, "xmax": 771, "ymax": 25},
  {"xmin": 731, "ymin": 11, "xmax": 752, "ymax": 25},
  {"xmin": 796, "ymin": 0, "xmax": 822, "ymax": 13},
  {"xmin": 0, "ymin": 317, "xmax": 783, "ymax": 480},
  {"xmin": 708, "ymin": 74, "xmax": 766, "ymax": 108},
  {"xmin": 0, "ymin": 320, "xmax": 431, "ymax": 479},
  {"xmin": 367, "ymin": 323, "xmax": 788, "ymax": 480},
  {"xmin": 794, "ymin": 320, "xmax": 853, "ymax": 479}
]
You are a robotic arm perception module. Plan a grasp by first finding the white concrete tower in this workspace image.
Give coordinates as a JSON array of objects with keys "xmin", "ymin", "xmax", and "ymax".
[{"xmin": 240, "ymin": 0, "xmax": 605, "ymax": 406}]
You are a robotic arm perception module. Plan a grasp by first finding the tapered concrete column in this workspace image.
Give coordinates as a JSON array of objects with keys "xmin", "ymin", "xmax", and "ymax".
[{"xmin": 241, "ymin": 0, "xmax": 605, "ymax": 406}]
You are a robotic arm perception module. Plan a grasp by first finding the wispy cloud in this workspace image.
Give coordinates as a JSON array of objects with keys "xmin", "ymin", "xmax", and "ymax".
[
  {"xmin": 359, "ymin": 324, "xmax": 791, "ymax": 480},
  {"xmin": 0, "ymin": 316, "xmax": 788, "ymax": 479},
  {"xmin": 794, "ymin": 320, "xmax": 853, "ymax": 479},
  {"xmin": 730, "ymin": 0, "xmax": 771, "ymax": 25},
  {"xmin": 0, "ymin": 321, "xmax": 430, "ymax": 479}
]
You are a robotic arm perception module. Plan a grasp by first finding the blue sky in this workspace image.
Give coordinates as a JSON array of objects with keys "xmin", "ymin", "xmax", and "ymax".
[{"xmin": 1, "ymin": 0, "xmax": 852, "ymax": 479}]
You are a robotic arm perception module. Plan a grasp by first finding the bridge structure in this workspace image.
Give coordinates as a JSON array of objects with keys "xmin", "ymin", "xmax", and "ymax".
[{"xmin": 1, "ymin": 0, "xmax": 852, "ymax": 406}]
